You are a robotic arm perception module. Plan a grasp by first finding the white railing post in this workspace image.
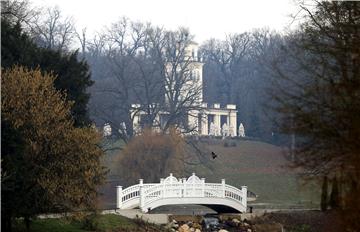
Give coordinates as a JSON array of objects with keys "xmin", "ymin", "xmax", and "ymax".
[
  {"xmin": 192, "ymin": 173, "xmax": 196, "ymax": 196},
  {"xmin": 139, "ymin": 179, "xmax": 144, "ymax": 210},
  {"xmin": 183, "ymin": 178, "xmax": 187, "ymax": 197},
  {"xmin": 242, "ymin": 185, "xmax": 247, "ymax": 208},
  {"xmin": 169, "ymin": 173, "xmax": 173, "ymax": 197},
  {"xmin": 160, "ymin": 178, "xmax": 164, "ymax": 198},
  {"xmin": 201, "ymin": 178, "xmax": 205, "ymax": 197},
  {"xmin": 116, "ymin": 186, "xmax": 123, "ymax": 209},
  {"xmin": 221, "ymin": 179, "xmax": 226, "ymax": 198}
]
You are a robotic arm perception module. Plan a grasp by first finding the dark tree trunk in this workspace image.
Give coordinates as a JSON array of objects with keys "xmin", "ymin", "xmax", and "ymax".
[
  {"xmin": 24, "ymin": 216, "xmax": 31, "ymax": 232},
  {"xmin": 2, "ymin": 211, "xmax": 12, "ymax": 232},
  {"xmin": 330, "ymin": 176, "xmax": 340, "ymax": 209},
  {"xmin": 321, "ymin": 176, "xmax": 328, "ymax": 211}
]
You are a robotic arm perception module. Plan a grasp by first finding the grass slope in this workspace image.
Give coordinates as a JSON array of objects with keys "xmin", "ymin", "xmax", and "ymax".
[
  {"xmin": 186, "ymin": 139, "xmax": 320, "ymax": 208},
  {"xmin": 13, "ymin": 214, "xmax": 166, "ymax": 232}
]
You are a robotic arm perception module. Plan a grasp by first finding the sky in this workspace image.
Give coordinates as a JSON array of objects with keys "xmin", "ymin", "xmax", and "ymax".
[{"xmin": 31, "ymin": 0, "xmax": 300, "ymax": 43}]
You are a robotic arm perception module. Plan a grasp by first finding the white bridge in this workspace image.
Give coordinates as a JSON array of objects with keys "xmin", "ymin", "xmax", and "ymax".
[{"xmin": 116, "ymin": 173, "xmax": 247, "ymax": 213}]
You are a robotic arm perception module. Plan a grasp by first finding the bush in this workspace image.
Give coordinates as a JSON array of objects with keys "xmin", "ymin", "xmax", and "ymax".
[{"xmin": 82, "ymin": 213, "xmax": 99, "ymax": 231}]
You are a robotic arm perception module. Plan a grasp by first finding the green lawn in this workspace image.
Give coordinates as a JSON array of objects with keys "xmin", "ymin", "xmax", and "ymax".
[
  {"xmin": 13, "ymin": 218, "xmax": 86, "ymax": 232},
  {"xmin": 185, "ymin": 139, "xmax": 321, "ymax": 208},
  {"xmin": 13, "ymin": 214, "xmax": 165, "ymax": 232}
]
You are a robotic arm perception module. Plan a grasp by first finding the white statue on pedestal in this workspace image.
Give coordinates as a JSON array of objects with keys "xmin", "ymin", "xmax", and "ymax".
[
  {"xmin": 209, "ymin": 122, "xmax": 216, "ymax": 136},
  {"xmin": 103, "ymin": 123, "xmax": 112, "ymax": 137},
  {"xmin": 215, "ymin": 124, "xmax": 221, "ymax": 136},
  {"xmin": 222, "ymin": 123, "xmax": 229, "ymax": 137},
  {"xmin": 229, "ymin": 125, "xmax": 235, "ymax": 137},
  {"xmin": 238, "ymin": 123, "xmax": 245, "ymax": 137},
  {"xmin": 118, "ymin": 122, "xmax": 127, "ymax": 135}
]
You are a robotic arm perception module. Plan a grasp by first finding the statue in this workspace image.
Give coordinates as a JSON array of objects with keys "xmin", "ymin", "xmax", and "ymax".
[
  {"xmin": 215, "ymin": 124, "xmax": 221, "ymax": 136},
  {"xmin": 221, "ymin": 123, "xmax": 229, "ymax": 137},
  {"xmin": 238, "ymin": 123, "xmax": 245, "ymax": 137},
  {"xmin": 209, "ymin": 122, "xmax": 216, "ymax": 136},
  {"xmin": 229, "ymin": 125, "xmax": 235, "ymax": 137},
  {"xmin": 103, "ymin": 123, "xmax": 112, "ymax": 137},
  {"xmin": 118, "ymin": 122, "xmax": 127, "ymax": 135}
]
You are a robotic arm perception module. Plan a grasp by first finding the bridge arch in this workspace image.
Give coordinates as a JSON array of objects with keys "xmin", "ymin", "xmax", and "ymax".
[{"xmin": 117, "ymin": 173, "xmax": 248, "ymax": 213}]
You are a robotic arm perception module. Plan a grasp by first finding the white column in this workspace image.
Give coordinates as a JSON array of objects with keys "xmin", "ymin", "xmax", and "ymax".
[
  {"xmin": 231, "ymin": 111, "xmax": 237, "ymax": 137},
  {"xmin": 221, "ymin": 179, "xmax": 226, "ymax": 198},
  {"xmin": 201, "ymin": 178, "xmax": 205, "ymax": 197},
  {"xmin": 139, "ymin": 179, "xmax": 144, "ymax": 211},
  {"xmin": 215, "ymin": 114, "xmax": 221, "ymax": 134},
  {"xmin": 203, "ymin": 114, "xmax": 208, "ymax": 135},
  {"xmin": 116, "ymin": 186, "xmax": 123, "ymax": 209},
  {"xmin": 192, "ymin": 173, "xmax": 196, "ymax": 196},
  {"xmin": 242, "ymin": 185, "xmax": 248, "ymax": 209}
]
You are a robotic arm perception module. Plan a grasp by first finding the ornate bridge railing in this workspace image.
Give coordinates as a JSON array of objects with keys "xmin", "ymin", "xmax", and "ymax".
[{"xmin": 116, "ymin": 173, "xmax": 247, "ymax": 213}]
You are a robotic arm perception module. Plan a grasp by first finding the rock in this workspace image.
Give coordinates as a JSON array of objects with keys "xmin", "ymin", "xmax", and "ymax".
[
  {"xmin": 189, "ymin": 228, "xmax": 195, "ymax": 232},
  {"xmin": 232, "ymin": 218, "xmax": 240, "ymax": 223},
  {"xmin": 192, "ymin": 222, "xmax": 202, "ymax": 230},
  {"xmin": 178, "ymin": 224, "xmax": 190, "ymax": 232},
  {"xmin": 166, "ymin": 221, "xmax": 179, "ymax": 230},
  {"xmin": 247, "ymin": 229, "xmax": 252, "ymax": 232},
  {"xmin": 232, "ymin": 218, "xmax": 241, "ymax": 226},
  {"xmin": 218, "ymin": 229, "xmax": 229, "ymax": 232},
  {"xmin": 195, "ymin": 229, "xmax": 201, "ymax": 232}
]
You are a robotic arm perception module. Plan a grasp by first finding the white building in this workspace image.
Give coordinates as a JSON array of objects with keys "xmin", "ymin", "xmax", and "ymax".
[{"xmin": 131, "ymin": 42, "xmax": 237, "ymax": 137}]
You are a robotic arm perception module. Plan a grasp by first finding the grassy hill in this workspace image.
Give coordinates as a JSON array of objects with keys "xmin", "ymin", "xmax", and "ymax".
[
  {"xmin": 100, "ymin": 137, "xmax": 320, "ymax": 209},
  {"xmin": 185, "ymin": 138, "xmax": 320, "ymax": 208}
]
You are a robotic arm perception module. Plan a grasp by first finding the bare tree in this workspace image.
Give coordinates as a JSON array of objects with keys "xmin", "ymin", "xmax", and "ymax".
[
  {"xmin": 30, "ymin": 6, "xmax": 76, "ymax": 51},
  {"xmin": 1, "ymin": 0, "xmax": 40, "ymax": 26},
  {"xmin": 201, "ymin": 33, "xmax": 250, "ymax": 104},
  {"xmin": 268, "ymin": 1, "xmax": 360, "ymax": 228}
]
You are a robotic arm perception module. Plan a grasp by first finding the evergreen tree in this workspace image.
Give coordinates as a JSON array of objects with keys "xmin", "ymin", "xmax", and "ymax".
[{"xmin": 1, "ymin": 18, "xmax": 93, "ymax": 127}]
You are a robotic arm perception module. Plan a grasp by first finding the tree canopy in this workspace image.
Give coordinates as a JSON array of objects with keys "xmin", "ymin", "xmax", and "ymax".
[{"xmin": 1, "ymin": 67, "xmax": 106, "ymax": 231}]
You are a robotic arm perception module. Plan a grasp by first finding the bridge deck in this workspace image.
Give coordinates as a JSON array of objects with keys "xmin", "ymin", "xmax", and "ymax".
[{"xmin": 116, "ymin": 173, "xmax": 248, "ymax": 213}]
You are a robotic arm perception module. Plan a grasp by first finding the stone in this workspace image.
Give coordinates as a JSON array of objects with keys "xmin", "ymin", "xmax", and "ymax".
[
  {"xmin": 178, "ymin": 224, "xmax": 190, "ymax": 232},
  {"xmin": 192, "ymin": 222, "xmax": 202, "ymax": 230},
  {"xmin": 232, "ymin": 218, "xmax": 241, "ymax": 225},
  {"xmin": 189, "ymin": 228, "xmax": 195, "ymax": 232},
  {"xmin": 195, "ymin": 229, "xmax": 201, "ymax": 232},
  {"xmin": 165, "ymin": 221, "xmax": 178, "ymax": 230},
  {"xmin": 218, "ymin": 229, "xmax": 229, "ymax": 232}
]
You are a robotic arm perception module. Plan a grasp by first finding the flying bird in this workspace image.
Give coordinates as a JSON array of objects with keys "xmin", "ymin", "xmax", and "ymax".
[{"xmin": 211, "ymin": 152, "xmax": 217, "ymax": 159}]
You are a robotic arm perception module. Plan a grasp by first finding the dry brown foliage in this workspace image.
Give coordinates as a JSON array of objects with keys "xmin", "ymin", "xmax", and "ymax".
[{"xmin": 117, "ymin": 128, "xmax": 185, "ymax": 185}]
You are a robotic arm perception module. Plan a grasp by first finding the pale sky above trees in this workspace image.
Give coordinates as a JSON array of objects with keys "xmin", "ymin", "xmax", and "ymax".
[{"xmin": 31, "ymin": 0, "xmax": 300, "ymax": 43}]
